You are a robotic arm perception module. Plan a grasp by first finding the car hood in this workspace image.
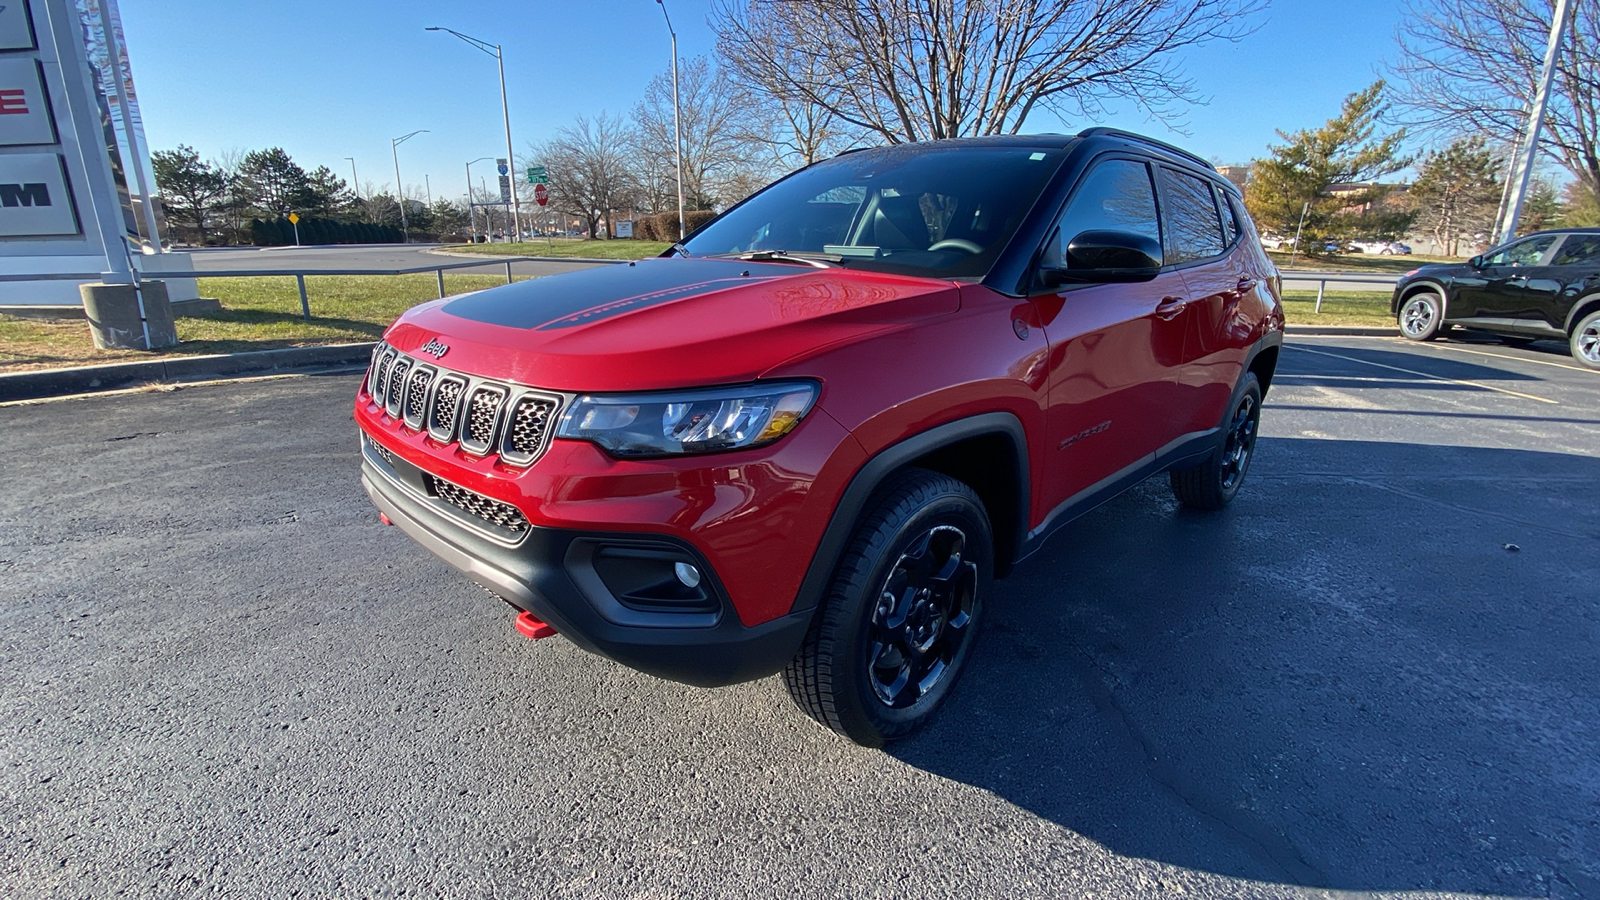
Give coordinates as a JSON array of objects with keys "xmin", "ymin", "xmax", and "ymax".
[{"xmin": 381, "ymin": 257, "xmax": 961, "ymax": 391}]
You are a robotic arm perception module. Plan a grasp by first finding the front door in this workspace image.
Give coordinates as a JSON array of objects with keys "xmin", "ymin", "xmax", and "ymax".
[
  {"xmin": 1033, "ymin": 156, "xmax": 1189, "ymax": 508},
  {"xmin": 1453, "ymin": 233, "xmax": 1560, "ymax": 320}
]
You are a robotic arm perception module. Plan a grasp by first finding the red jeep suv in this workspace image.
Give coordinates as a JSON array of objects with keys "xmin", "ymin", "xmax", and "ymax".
[{"xmin": 356, "ymin": 129, "xmax": 1284, "ymax": 745}]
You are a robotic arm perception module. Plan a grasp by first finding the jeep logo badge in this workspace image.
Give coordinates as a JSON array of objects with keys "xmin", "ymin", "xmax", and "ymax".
[{"xmin": 419, "ymin": 339, "xmax": 450, "ymax": 359}]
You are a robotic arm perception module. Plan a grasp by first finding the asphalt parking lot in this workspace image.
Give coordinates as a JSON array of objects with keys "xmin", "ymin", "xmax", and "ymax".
[{"xmin": 2, "ymin": 334, "xmax": 1597, "ymax": 899}]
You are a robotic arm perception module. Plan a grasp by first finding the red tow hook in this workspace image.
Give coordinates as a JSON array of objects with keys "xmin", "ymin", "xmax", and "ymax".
[
  {"xmin": 379, "ymin": 513, "xmax": 394, "ymax": 526},
  {"xmin": 514, "ymin": 611, "xmax": 558, "ymax": 640}
]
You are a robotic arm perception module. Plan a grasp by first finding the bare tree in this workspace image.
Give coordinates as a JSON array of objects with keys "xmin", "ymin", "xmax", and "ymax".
[
  {"xmin": 1393, "ymin": 0, "xmax": 1600, "ymax": 213},
  {"xmin": 531, "ymin": 114, "xmax": 637, "ymax": 239},
  {"xmin": 633, "ymin": 56, "xmax": 769, "ymax": 210},
  {"xmin": 712, "ymin": 0, "xmax": 1264, "ymax": 144}
]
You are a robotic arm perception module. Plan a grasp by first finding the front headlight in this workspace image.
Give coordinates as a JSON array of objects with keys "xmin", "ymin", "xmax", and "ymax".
[{"xmin": 555, "ymin": 382, "xmax": 817, "ymax": 458}]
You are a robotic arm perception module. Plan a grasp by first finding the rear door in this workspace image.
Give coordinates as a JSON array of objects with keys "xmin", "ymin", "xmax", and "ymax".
[
  {"xmin": 1549, "ymin": 234, "xmax": 1600, "ymax": 329},
  {"xmin": 1155, "ymin": 166, "xmax": 1253, "ymax": 435},
  {"xmin": 1032, "ymin": 156, "xmax": 1191, "ymax": 506}
]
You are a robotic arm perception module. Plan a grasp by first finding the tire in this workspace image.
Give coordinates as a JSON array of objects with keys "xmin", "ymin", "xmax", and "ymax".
[
  {"xmin": 1170, "ymin": 372, "xmax": 1263, "ymax": 511},
  {"xmin": 783, "ymin": 469, "xmax": 992, "ymax": 747},
  {"xmin": 1398, "ymin": 291, "xmax": 1446, "ymax": 341},
  {"xmin": 1572, "ymin": 310, "xmax": 1600, "ymax": 371}
]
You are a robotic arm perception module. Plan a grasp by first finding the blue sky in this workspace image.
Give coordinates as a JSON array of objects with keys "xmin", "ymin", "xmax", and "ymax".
[{"xmin": 121, "ymin": 0, "xmax": 1411, "ymax": 202}]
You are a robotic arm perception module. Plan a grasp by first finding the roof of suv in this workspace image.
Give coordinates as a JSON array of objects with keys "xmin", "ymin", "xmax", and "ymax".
[{"xmin": 837, "ymin": 128, "xmax": 1218, "ymax": 175}]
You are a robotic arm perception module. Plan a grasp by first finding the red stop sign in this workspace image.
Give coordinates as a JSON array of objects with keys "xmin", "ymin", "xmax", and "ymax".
[{"xmin": 534, "ymin": 183, "xmax": 549, "ymax": 206}]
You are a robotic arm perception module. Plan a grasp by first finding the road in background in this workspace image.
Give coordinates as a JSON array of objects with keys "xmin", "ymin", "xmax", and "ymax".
[
  {"xmin": 187, "ymin": 245, "xmax": 608, "ymax": 279},
  {"xmin": 2, "ymin": 337, "xmax": 1596, "ymax": 898}
]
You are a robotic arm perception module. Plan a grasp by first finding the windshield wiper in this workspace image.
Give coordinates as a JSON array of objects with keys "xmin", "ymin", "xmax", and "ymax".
[
  {"xmin": 711, "ymin": 250, "xmax": 844, "ymax": 268},
  {"xmin": 665, "ymin": 242, "xmax": 691, "ymax": 258}
]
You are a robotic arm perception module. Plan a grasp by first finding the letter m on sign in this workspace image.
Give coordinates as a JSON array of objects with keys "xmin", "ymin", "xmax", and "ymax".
[{"xmin": 0, "ymin": 182, "xmax": 51, "ymax": 207}]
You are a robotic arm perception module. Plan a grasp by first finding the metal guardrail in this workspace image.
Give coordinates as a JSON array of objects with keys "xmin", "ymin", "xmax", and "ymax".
[
  {"xmin": 1279, "ymin": 272, "xmax": 1399, "ymax": 314},
  {"xmin": 0, "ymin": 256, "xmax": 625, "ymax": 320}
]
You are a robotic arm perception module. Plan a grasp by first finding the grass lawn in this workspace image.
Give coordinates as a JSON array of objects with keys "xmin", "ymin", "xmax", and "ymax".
[
  {"xmin": 440, "ymin": 238, "xmax": 672, "ymax": 260},
  {"xmin": 1281, "ymin": 290, "xmax": 1394, "ymax": 326},
  {"xmin": 0, "ymin": 276, "xmax": 1395, "ymax": 376},
  {"xmin": 1267, "ymin": 249, "xmax": 1456, "ymax": 274},
  {"xmin": 0, "ymin": 273, "xmax": 521, "ymax": 374}
]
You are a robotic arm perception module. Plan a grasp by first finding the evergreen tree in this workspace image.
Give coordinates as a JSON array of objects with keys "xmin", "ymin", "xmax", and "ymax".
[
  {"xmin": 151, "ymin": 145, "xmax": 229, "ymax": 244},
  {"xmin": 1246, "ymin": 82, "xmax": 1413, "ymax": 254},
  {"xmin": 237, "ymin": 148, "xmax": 311, "ymax": 217},
  {"xmin": 1408, "ymin": 136, "xmax": 1500, "ymax": 256}
]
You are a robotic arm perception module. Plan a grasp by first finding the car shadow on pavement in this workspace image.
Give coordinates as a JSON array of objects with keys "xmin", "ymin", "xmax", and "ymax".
[
  {"xmin": 889, "ymin": 437, "xmax": 1600, "ymax": 897},
  {"xmin": 1287, "ymin": 342, "xmax": 1546, "ymax": 384}
]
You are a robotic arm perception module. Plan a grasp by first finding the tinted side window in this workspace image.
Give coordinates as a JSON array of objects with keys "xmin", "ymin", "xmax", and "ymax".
[
  {"xmin": 1216, "ymin": 187, "xmax": 1242, "ymax": 247},
  {"xmin": 1552, "ymin": 235, "xmax": 1600, "ymax": 266},
  {"xmin": 1482, "ymin": 234, "xmax": 1557, "ymax": 267},
  {"xmin": 1159, "ymin": 168, "xmax": 1226, "ymax": 263},
  {"xmin": 1048, "ymin": 159, "xmax": 1161, "ymax": 266}
]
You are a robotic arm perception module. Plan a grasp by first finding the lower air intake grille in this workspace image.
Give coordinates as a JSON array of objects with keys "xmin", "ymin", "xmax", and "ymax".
[{"xmin": 426, "ymin": 475, "xmax": 530, "ymax": 535}]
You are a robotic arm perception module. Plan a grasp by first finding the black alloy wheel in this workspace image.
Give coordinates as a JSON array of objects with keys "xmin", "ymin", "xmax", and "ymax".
[
  {"xmin": 866, "ymin": 525, "xmax": 976, "ymax": 709},
  {"xmin": 784, "ymin": 469, "xmax": 992, "ymax": 746},
  {"xmin": 1171, "ymin": 371, "xmax": 1263, "ymax": 510}
]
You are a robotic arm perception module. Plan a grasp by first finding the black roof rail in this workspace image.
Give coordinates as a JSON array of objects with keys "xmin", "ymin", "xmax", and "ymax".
[{"xmin": 1075, "ymin": 127, "xmax": 1215, "ymax": 171}]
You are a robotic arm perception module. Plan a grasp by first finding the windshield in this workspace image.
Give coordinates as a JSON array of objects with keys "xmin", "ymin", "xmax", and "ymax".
[{"xmin": 681, "ymin": 145, "xmax": 1067, "ymax": 279}]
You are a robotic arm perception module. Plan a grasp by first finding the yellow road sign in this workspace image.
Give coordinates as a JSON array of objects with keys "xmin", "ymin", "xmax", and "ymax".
[{"xmin": 288, "ymin": 212, "xmax": 300, "ymax": 224}]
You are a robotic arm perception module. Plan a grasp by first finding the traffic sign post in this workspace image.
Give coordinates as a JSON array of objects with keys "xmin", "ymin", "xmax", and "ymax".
[
  {"xmin": 288, "ymin": 211, "xmax": 300, "ymax": 246},
  {"xmin": 526, "ymin": 165, "xmax": 547, "ymax": 184},
  {"xmin": 534, "ymin": 183, "xmax": 548, "ymax": 207}
]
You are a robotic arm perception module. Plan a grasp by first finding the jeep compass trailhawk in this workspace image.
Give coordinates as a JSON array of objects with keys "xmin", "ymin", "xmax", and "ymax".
[{"xmin": 356, "ymin": 129, "xmax": 1285, "ymax": 746}]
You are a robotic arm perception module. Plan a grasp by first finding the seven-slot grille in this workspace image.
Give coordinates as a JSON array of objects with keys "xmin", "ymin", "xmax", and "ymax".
[{"xmin": 363, "ymin": 342, "xmax": 561, "ymax": 468}]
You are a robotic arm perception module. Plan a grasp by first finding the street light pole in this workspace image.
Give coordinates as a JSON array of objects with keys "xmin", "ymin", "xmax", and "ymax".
[
  {"xmin": 466, "ymin": 156, "xmax": 493, "ymax": 242},
  {"xmin": 425, "ymin": 174, "xmax": 433, "ymax": 208},
  {"xmin": 345, "ymin": 157, "xmax": 360, "ymax": 203},
  {"xmin": 391, "ymin": 129, "xmax": 427, "ymax": 242},
  {"xmin": 1492, "ymin": 0, "xmax": 1576, "ymax": 246},
  {"xmin": 655, "ymin": 0, "xmax": 687, "ymax": 241},
  {"xmin": 428, "ymin": 27, "xmax": 522, "ymax": 241}
]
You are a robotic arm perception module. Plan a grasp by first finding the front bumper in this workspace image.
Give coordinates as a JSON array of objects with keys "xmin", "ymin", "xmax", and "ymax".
[{"xmin": 360, "ymin": 447, "xmax": 812, "ymax": 687}]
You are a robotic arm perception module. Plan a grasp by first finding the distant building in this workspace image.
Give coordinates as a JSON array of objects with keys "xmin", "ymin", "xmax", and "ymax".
[
  {"xmin": 1326, "ymin": 182, "xmax": 1410, "ymax": 216},
  {"xmin": 1217, "ymin": 166, "xmax": 1251, "ymax": 191}
]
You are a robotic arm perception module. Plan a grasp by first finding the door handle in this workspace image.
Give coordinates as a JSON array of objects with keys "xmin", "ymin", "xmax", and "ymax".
[
  {"xmin": 1155, "ymin": 297, "xmax": 1188, "ymax": 320},
  {"xmin": 1236, "ymin": 276, "xmax": 1258, "ymax": 293}
]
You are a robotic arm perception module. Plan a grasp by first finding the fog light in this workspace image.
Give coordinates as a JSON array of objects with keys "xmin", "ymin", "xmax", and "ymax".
[{"xmin": 674, "ymin": 562, "xmax": 702, "ymax": 588}]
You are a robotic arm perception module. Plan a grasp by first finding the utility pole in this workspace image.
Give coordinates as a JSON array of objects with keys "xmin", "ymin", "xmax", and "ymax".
[
  {"xmin": 345, "ymin": 157, "xmax": 360, "ymax": 203},
  {"xmin": 1492, "ymin": 0, "xmax": 1575, "ymax": 246},
  {"xmin": 656, "ymin": 0, "xmax": 687, "ymax": 242}
]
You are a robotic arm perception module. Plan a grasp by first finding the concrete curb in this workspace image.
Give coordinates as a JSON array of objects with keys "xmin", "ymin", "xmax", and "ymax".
[
  {"xmin": 1286, "ymin": 325, "xmax": 1399, "ymax": 336},
  {"xmin": 0, "ymin": 342, "xmax": 376, "ymax": 402}
]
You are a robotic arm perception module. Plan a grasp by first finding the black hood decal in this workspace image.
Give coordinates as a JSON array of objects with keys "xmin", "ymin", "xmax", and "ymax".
[{"xmin": 442, "ymin": 258, "xmax": 796, "ymax": 330}]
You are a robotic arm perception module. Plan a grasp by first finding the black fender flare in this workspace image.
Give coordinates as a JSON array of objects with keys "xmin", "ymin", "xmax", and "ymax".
[
  {"xmin": 1563, "ymin": 293, "xmax": 1600, "ymax": 334},
  {"xmin": 788, "ymin": 412, "xmax": 1030, "ymax": 614},
  {"xmin": 1392, "ymin": 279, "xmax": 1452, "ymax": 320}
]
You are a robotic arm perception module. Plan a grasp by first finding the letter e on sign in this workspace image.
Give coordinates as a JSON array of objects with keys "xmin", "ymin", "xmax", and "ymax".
[{"xmin": 0, "ymin": 59, "xmax": 56, "ymax": 145}]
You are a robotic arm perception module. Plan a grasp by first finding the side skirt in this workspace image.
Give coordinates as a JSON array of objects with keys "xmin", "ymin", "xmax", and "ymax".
[{"xmin": 1015, "ymin": 427, "xmax": 1219, "ymax": 563}]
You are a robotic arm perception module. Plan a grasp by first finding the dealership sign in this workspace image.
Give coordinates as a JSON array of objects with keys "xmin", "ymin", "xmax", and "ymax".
[
  {"xmin": 0, "ymin": 0, "xmax": 37, "ymax": 52},
  {"xmin": 0, "ymin": 57, "xmax": 57, "ymax": 145},
  {"xmin": 0, "ymin": 152, "xmax": 80, "ymax": 236}
]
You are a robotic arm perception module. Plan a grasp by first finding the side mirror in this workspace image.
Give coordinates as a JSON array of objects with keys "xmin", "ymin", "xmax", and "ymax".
[
  {"xmin": 1042, "ymin": 229, "xmax": 1163, "ymax": 287},
  {"xmin": 1469, "ymin": 255, "xmax": 1484, "ymax": 268}
]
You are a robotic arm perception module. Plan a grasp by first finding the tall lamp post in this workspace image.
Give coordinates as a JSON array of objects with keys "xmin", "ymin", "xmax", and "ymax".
[
  {"xmin": 428, "ymin": 26, "xmax": 522, "ymax": 239},
  {"xmin": 344, "ymin": 157, "xmax": 360, "ymax": 203},
  {"xmin": 466, "ymin": 156, "xmax": 494, "ymax": 241},
  {"xmin": 391, "ymin": 129, "xmax": 428, "ymax": 242},
  {"xmin": 655, "ymin": 0, "xmax": 687, "ymax": 241}
]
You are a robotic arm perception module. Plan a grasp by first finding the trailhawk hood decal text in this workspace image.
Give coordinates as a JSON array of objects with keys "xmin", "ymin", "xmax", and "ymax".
[{"xmin": 442, "ymin": 258, "xmax": 793, "ymax": 330}]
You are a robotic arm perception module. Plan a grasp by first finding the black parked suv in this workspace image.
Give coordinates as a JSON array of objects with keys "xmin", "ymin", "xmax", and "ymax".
[{"xmin": 1391, "ymin": 228, "xmax": 1600, "ymax": 369}]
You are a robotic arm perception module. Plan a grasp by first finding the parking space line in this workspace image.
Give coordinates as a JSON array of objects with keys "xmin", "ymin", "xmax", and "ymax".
[
  {"xmin": 1284, "ymin": 344, "xmax": 1559, "ymax": 405},
  {"xmin": 1409, "ymin": 341, "xmax": 1594, "ymax": 374}
]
